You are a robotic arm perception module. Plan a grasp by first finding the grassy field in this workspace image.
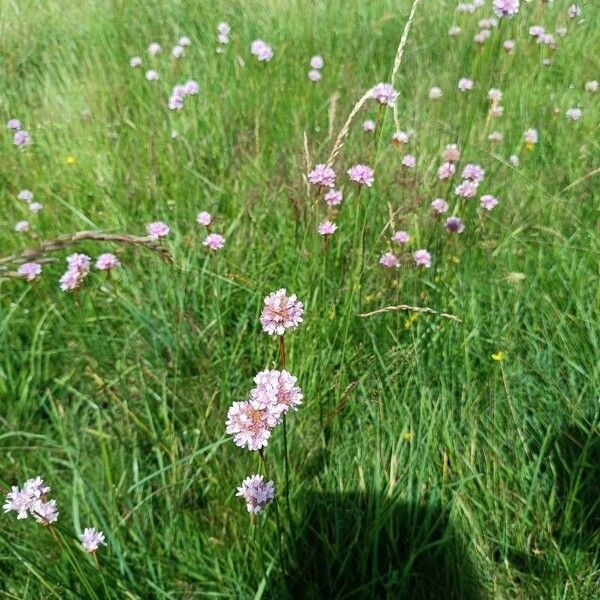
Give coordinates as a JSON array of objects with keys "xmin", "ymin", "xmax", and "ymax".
[{"xmin": 1, "ymin": 0, "xmax": 599, "ymax": 598}]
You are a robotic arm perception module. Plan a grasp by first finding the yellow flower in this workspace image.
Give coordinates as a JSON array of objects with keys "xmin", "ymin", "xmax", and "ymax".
[
  {"xmin": 404, "ymin": 312, "xmax": 419, "ymax": 329},
  {"xmin": 402, "ymin": 432, "xmax": 413, "ymax": 441},
  {"xmin": 65, "ymin": 156, "xmax": 76, "ymax": 165},
  {"xmin": 491, "ymin": 351, "xmax": 506, "ymax": 362},
  {"xmin": 525, "ymin": 142, "xmax": 534, "ymax": 151}
]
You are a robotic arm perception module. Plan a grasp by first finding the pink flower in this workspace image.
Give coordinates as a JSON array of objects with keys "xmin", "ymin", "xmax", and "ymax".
[
  {"xmin": 318, "ymin": 221, "xmax": 337, "ymax": 236},
  {"xmin": 392, "ymin": 131, "xmax": 409, "ymax": 145},
  {"xmin": 431, "ymin": 199, "xmax": 449, "ymax": 214},
  {"xmin": 145, "ymin": 70, "xmax": 159, "ymax": 81},
  {"xmin": 458, "ymin": 78, "xmax": 474, "ymax": 92},
  {"xmin": 226, "ymin": 401, "xmax": 274, "ymax": 450},
  {"xmin": 462, "ymin": 164, "xmax": 485, "ymax": 183},
  {"xmin": 80, "ymin": 527, "xmax": 106, "ymax": 553},
  {"xmin": 130, "ymin": 56, "xmax": 142, "ymax": 67},
  {"xmin": 414, "ymin": 249, "xmax": 432, "ymax": 268},
  {"xmin": 503, "ymin": 40, "xmax": 515, "ymax": 52},
  {"xmin": 392, "ymin": 230, "xmax": 409, "ymax": 245},
  {"xmin": 95, "ymin": 253, "xmax": 121, "ymax": 270},
  {"xmin": 236, "ymin": 475, "xmax": 275, "ymax": 513},
  {"xmin": 218, "ymin": 22, "xmax": 231, "ymax": 36},
  {"xmin": 185, "ymin": 80, "xmax": 200, "ymax": 95},
  {"xmin": 197, "ymin": 211, "xmax": 212, "ymax": 227},
  {"xmin": 454, "ymin": 180, "xmax": 479, "ymax": 198},
  {"xmin": 401, "ymin": 154, "xmax": 416, "ymax": 169},
  {"xmin": 250, "ymin": 369, "xmax": 303, "ymax": 420},
  {"xmin": 474, "ymin": 30, "xmax": 491, "ymax": 44},
  {"xmin": 568, "ymin": 5, "xmax": 581, "ymax": 18},
  {"xmin": 370, "ymin": 83, "xmax": 398, "ymax": 106},
  {"xmin": 250, "ymin": 40, "xmax": 273, "ymax": 61},
  {"xmin": 529, "ymin": 26, "xmax": 544, "ymax": 38},
  {"xmin": 487, "ymin": 88, "xmax": 502, "ymax": 103},
  {"xmin": 566, "ymin": 108, "xmax": 582, "ymax": 121},
  {"xmin": 217, "ymin": 33, "xmax": 229, "ymax": 45},
  {"xmin": 480, "ymin": 194, "xmax": 498, "ymax": 210},
  {"xmin": 179, "ymin": 36, "xmax": 191, "ymax": 47},
  {"xmin": 488, "ymin": 131, "xmax": 503, "ymax": 143},
  {"xmin": 493, "ymin": 0, "xmax": 520, "ymax": 18},
  {"xmin": 17, "ymin": 262, "xmax": 42, "ymax": 281},
  {"xmin": 15, "ymin": 221, "xmax": 29, "ymax": 233},
  {"xmin": 31, "ymin": 499, "xmax": 59, "ymax": 525},
  {"xmin": 524, "ymin": 128, "xmax": 538, "ymax": 145},
  {"xmin": 324, "ymin": 189, "xmax": 343, "ymax": 206},
  {"xmin": 17, "ymin": 189, "xmax": 33, "ymax": 202},
  {"xmin": 442, "ymin": 144, "xmax": 460, "ymax": 162},
  {"xmin": 7, "ymin": 118, "xmax": 21, "ymax": 130},
  {"xmin": 260, "ymin": 288, "xmax": 304, "ymax": 336},
  {"xmin": 428, "ymin": 86, "xmax": 443, "ymax": 99},
  {"xmin": 29, "ymin": 202, "xmax": 43, "ymax": 214},
  {"xmin": 308, "ymin": 69, "xmax": 321, "ymax": 82},
  {"xmin": 310, "ymin": 55, "xmax": 324, "ymax": 69},
  {"xmin": 362, "ymin": 119, "xmax": 375, "ymax": 133},
  {"xmin": 445, "ymin": 216, "xmax": 465, "ymax": 233},
  {"xmin": 14, "ymin": 130, "xmax": 31, "ymax": 147},
  {"xmin": 379, "ymin": 252, "xmax": 399, "ymax": 269},
  {"xmin": 448, "ymin": 26, "xmax": 462, "ymax": 37},
  {"xmin": 347, "ymin": 164, "xmax": 374, "ymax": 187},
  {"xmin": 148, "ymin": 42, "xmax": 161, "ymax": 55},
  {"xmin": 203, "ymin": 233, "xmax": 225, "ymax": 250},
  {"xmin": 308, "ymin": 164, "xmax": 336, "ymax": 188},
  {"xmin": 67, "ymin": 253, "xmax": 91, "ymax": 273},
  {"xmin": 147, "ymin": 221, "xmax": 170, "ymax": 240},
  {"xmin": 437, "ymin": 162, "xmax": 456, "ymax": 180}
]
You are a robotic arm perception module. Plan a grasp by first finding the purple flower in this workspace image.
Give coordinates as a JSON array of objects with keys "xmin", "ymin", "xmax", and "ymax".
[
  {"xmin": 203, "ymin": 233, "xmax": 225, "ymax": 250},
  {"xmin": 7, "ymin": 118, "xmax": 21, "ymax": 130},
  {"xmin": 503, "ymin": 40, "xmax": 515, "ymax": 52},
  {"xmin": 250, "ymin": 369, "xmax": 303, "ymax": 420},
  {"xmin": 445, "ymin": 216, "xmax": 465, "ymax": 233},
  {"xmin": 308, "ymin": 164, "xmax": 336, "ymax": 188},
  {"xmin": 431, "ymin": 199, "xmax": 449, "ymax": 214},
  {"xmin": 28, "ymin": 202, "xmax": 43, "ymax": 214},
  {"xmin": 480, "ymin": 194, "xmax": 498, "ymax": 210},
  {"xmin": 80, "ymin": 528, "xmax": 106, "ymax": 553},
  {"xmin": 185, "ymin": 80, "xmax": 200, "ymax": 95},
  {"xmin": 147, "ymin": 221, "xmax": 170, "ymax": 240},
  {"xmin": 14, "ymin": 130, "xmax": 31, "ymax": 147},
  {"xmin": 318, "ymin": 220, "xmax": 337, "ymax": 236},
  {"xmin": 226, "ymin": 401, "xmax": 274, "ymax": 450},
  {"xmin": 566, "ymin": 108, "xmax": 582, "ymax": 121},
  {"xmin": 145, "ymin": 70, "xmax": 159, "ymax": 82},
  {"xmin": 462, "ymin": 164, "xmax": 485, "ymax": 183},
  {"xmin": 414, "ymin": 249, "xmax": 432, "ymax": 268},
  {"xmin": 310, "ymin": 55, "xmax": 324, "ymax": 69},
  {"xmin": 324, "ymin": 189, "xmax": 343, "ymax": 206},
  {"xmin": 458, "ymin": 78, "xmax": 474, "ymax": 92},
  {"xmin": 218, "ymin": 22, "xmax": 231, "ymax": 36},
  {"xmin": 401, "ymin": 154, "xmax": 416, "ymax": 169},
  {"xmin": 18, "ymin": 189, "xmax": 33, "ymax": 202},
  {"xmin": 379, "ymin": 252, "xmax": 399, "ymax": 268},
  {"xmin": 15, "ymin": 220, "xmax": 29, "ymax": 233},
  {"xmin": 392, "ymin": 230, "xmax": 409, "ymax": 245},
  {"xmin": 168, "ymin": 95, "xmax": 184, "ymax": 111},
  {"xmin": 95, "ymin": 253, "xmax": 121, "ymax": 270},
  {"xmin": 308, "ymin": 69, "xmax": 322, "ymax": 82},
  {"xmin": 236, "ymin": 475, "xmax": 275, "ymax": 513},
  {"xmin": 260, "ymin": 289, "xmax": 304, "ymax": 336},
  {"xmin": 362, "ymin": 119, "xmax": 375, "ymax": 133},
  {"xmin": 524, "ymin": 128, "xmax": 538, "ymax": 145},
  {"xmin": 474, "ymin": 30, "xmax": 491, "ymax": 44},
  {"xmin": 529, "ymin": 26, "xmax": 544, "ymax": 38},
  {"xmin": 32, "ymin": 499, "xmax": 59, "ymax": 525},
  {"xmin": 347, "ymin": 164, "xmax": 374, "ymax": 187},
  {"xmin": 454, "ymin": 180, "xmax": 479, "ymax": 198},
  {"xmin": 250, "ymin": 40, "xmax": 273, "ymax": 62},
  {"xmin": 370, "ymin": 83, "xmax": 398, "ymax": 106},
  {"xmin": 67, "ymin": 253, "xmax": 91, "ymax": 273},
  {"xmin": 197, "ymin": 211, "xmax": 212, "ymax": 227},
  {"xmin": 442, "ymin": 144, "xmax": 460, "ymax": 163},
  {"xmin": 437, "ymin": 162, "xmax": 456, "ymax": 180},
  {"xmin": 493, "ymin": 0, "xmax": 519, "ymax": 18},
  {"xmin": 18, "ymin": 262, "xmax": 42, "ymax": 281}
]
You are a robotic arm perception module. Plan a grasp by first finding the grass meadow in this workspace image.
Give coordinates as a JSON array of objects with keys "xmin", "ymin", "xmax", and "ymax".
[{"xmin": 1, "ymin": 0, "xmax": 599, "ymax": 598}]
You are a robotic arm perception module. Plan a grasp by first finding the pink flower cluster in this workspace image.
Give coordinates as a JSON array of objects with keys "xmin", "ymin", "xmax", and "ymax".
[
  {"xmin": 308, "ymin": 164, "xmax": 336, "ymax": 188},
  {"xmin": 250, "ymin": 40, "xmax": 273, "ymax": 62},
  {"xmin": 308, "ymin": 54, "xmax": 324, "ymax": 82},
  {"xmin": 370, "ymin": 83, "xmax": 398, "ymax": 106},
  {"xmin": 236, "ymin": 475, "xmax": 275, "ymax": 513},
  {"xmin": 168, "ymin": 80, "xmax": 200, "ymax": 110},
  {"xmin": 59, "ymin": 253, "xmax": 91, "ymax": 291},
  {"xmin": 8, "ymin": 117, "xmax": 31, "ymax": 147},
  {"xmin": 260, "ymin": 288, "xmax": 304, "ymax": 336},
  {"xmin": 3, "ymin": 477, "xmax": 58, "ymax": 525}
]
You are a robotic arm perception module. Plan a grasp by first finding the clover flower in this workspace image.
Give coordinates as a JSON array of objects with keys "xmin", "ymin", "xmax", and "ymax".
[
  {"xmin": 260, "ymin": 289, "xmax": 304, "ymax": 336},
  {"xmin": 379, "ymin": 252, "xmax": 399, "ymax": 268},
  {"xmin": 203, "ymin": 233, "xmax": 226, "ymax": 250},
  {"xmin": 448, "ymin": 26, "xmax": 462, "ymax": 37},
  {"xmin": 488, "ymin": 88, "xmax": 502, "ymax": 103},
  {"xmin": 80, "ymin": 528, "xmax": 107, "ymax": 553},
  {"xmin": 370, "ymin": 83, "xmax": 398, "ymax": 106},
  {"xmin": 414, "ymin": 249, "xmax": 432, "ymax": 268},
  {"xmin": 509, "ymin": 155, "xmax": 520, "ymax": 167},
  {"xmin": 218, "ymin": 22, "xmax": 231, "ymax": 36},
  {"xmin": 347, "ymin": 164, "xmax": 374, "ymax": 187},
  {"xmin": 250, "ymin": 40, "xmax": 273, "ymax": 61},
  {"xmin": 18, "ymin": 262, "xmax": 42, "ymax": 281},
  {"xmin": 95, "ymin": 253, "xmax": 121, "ymax": 271},
  {"xmin": 308, "ymin": 164, "xmax": 336, "ymax": 188},
  {"xmin": 236, "ymin": 475, "xmax": 275, "ymax": 513},
  {"xmin": 324, "ymin": 189, "xmax": 343, "ymax": 206},
  {"xmin": 147, "ymin": 221, "xmax": 170, "ymax": 240}
]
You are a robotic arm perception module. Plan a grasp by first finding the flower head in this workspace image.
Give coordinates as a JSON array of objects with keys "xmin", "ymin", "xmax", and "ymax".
[
  {"xmin": 130, "ymin": 56, "xmax": 142, "ymax": 67},
  {"xmin": 226, "ymin": 401, "xmax": 274, "ymax": 450},
  {"xmin": 250, "ymin": 369, "xmax": 303, "ymax": 419},
  {"xmin": 503, "ymin": 40, "xmax": 515, "ymax": 52},
  {"xmin": 567, "ymin": 4, "xmax": 581, "ymax": 18},
  {"xmin": 310, "ymin": 55, "xmax": 324, "ymax": 69},
  {"xmin": 488, "ymin": 88, "xmax": 502, "ymax": 103},
  {"xmin": 347, "ymin": 164, "xmax": 374, "ymax": 187},
  {"xmin": 493, "ymin": 0, "xmax": 519, "ymax": 18},
  {"xmin": 185, "ymin": 80, "xmax": 200, "ymax": 95},
  {"xmin": 172, "ymin": 45, "xmax": 185, "ymax": 58},
  {"xmin": 585, "ymin": 80, "xmax": 598, "ymax": 93},
  {"xmin": 480, "ymin": 194, "xmax": 498, "ymax": 210},
  {"xmin": 454, "ymin": 180, "xmax": 479, "ymax": 198},
  {"xmin": 203, "ymin": 233, "xmax": 226, "ymax": 250},
  {"xmin": 524, "ymin": 128, "xmax": 538, "ymax": 145},
  {"xmin": 17, "ymin": 189, "xmax": 33, "ymax": 202},
  {"xmin": 318, "ymin": 220, "xmax": 337, "ymax": 236},
  {"xmin": 147, "ymin": 221, "xmax": 169, "ymax": 240},
  {"xmin": 148, "ymin": 42, "xmax": 161, "ymax": 55},
  {"xmin": 462, "ymin": 164, "xmax": 485, "ymax": 183},
  {"xmin": 429, "ymin": 86, "xmax": 443, "ymax": 100},
  {"xmin": 379, "ymin": 252, "xmax": 399, "ymax": 269},
  {"xmin": 250, "ymin": 40, "xmax": 273, "ymax": 61},
  {"xmin": 392, "ymin": 230, "xmax": 409, "ymax": 245},
  {"xmin": 179, "ymin": 36, "xmax": 191, "ymax": 47},
  {"xmin": 29, "ymin": 202, "xmax": 43, "ymax": 214},
  {"xmin": 392, "ymin": 131, "xmax": 410, "ymax": 145},
  {"xmin": 236, "ymin": 475, "xmax": 275, "ymax": 513},
  {"xmin": 308, "ymin": 164, "xmax": 336, "ymax": 188},
  {"xmin": 401, "ymin": 154, "xmax": 416, "ymax": 169},
  {"xmin": 18, "ymin": 262, "xmax": 42, "ymax": 281},
  {"xmin": 458, "ymin": 78, "xmax": 474, "ymax": 92},
  {"xmin": 7, "ymin": 118, "xmax": 21, "ymax": 130},
  {"xmin": 362, "ymin": 119, "xmax": 375, "ymax": 133},
  {"xmin": 566, "ymin": 108, "xmax": 582, "ymax": 121},
  {"xmin": 15, "ymin": 220, "xmax": 29, "ymax": 233},
  {"xmin": 370, "ymin": 83, "xmax": 398, "ymax": 106},
  {"xmin": 445, "ymin": 216, "xmax": 465, "ymax": 233},
  {"xmin": 14, "ymin": 130, "xmax": 31, "ymax": 147},
  {"xmin": 442, "ymin": 144, "xmax": 461, "ymax": 163},
  {"xmin": 80, "ymin": 527, "xmax": 106, "ymax": 553},
  {"xmin": 437, "ymin": 162, "xmax": 456, "ymax": 180},
  {"xmin": 324, "ymin": 189, "xmax": 343, "ymax": 206},
  {"xmin": 260, "ymin": 289, "xmax": 304, "ymax": 336},
  {"xmin": 308, "ymin": 69, "xmax": 322, "ymax": 82},
  {"xmin": 95, "ymin": 253, "xmax": 121, "ymax": 270},
  {"xmin": 197, "ymin": 211, "xmax": 212, "ymax": 227},
  {"xmin": 414, "ymin": 249, "xmax": 432, "ymax": 268},
  {"xmin": 145, "ymin": 69, "xmax": 159, "ymax": 81},
  {"xmin": 32, "ymin": 499, "xmax": 59, "ymax": 525},
  {"xmin": 431, "ymin": 199, "xmax": 449, "ymax": 214}
]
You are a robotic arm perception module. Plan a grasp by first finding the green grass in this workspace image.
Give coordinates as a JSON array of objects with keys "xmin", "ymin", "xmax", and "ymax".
[{"xmin": 1, "ymin": 0, "xmax": 599, "ymax": 598}]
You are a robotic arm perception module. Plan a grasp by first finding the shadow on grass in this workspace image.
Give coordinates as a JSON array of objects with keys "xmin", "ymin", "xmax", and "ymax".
[{"xmin": 280, "ymin": 491, "xmax": 482, "ymax": 600}]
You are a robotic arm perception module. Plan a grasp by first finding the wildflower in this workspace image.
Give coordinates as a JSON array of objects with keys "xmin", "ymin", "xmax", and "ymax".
[
  {"xmin": 179, "ymin": 36, "xmax": 191, "ymax": 46},
  {"xmin": 59, "ymin": 269, "xmax": 84, "ymax": 291},
  {"xmin": 474, "ymin": 30, "xmax": 491, "ymax": 44},
  {"xmin": 445, "ymin": 216, "xmax": 465, "ymax": 233},
  {"xmin": 490, "ymin": 105, "xmax": 504, "ymax": 118},
  {"xmin": 428, "ymin": 86, "xmax": 443, "ymax": 100},
  {"xmin": 197, "ymin": 211, "xmax": 212, "ymax": 227},
  {"xmin": 437, "ymin": 162, "xmax": 455, "ymax": 180},
  {"xmin": 480, "ymin": 194, "xmax": 498, "ymax": 210},
  {"xmin": 236, "ymin": 475, "xmax": 275, "ymax": 513},
  {"xmin": 250, "ymin": 369, "xmax": 303, "ymax": 419},
  {"xmin": 392, "ymin": 131, "xmax": 409, "ymax": 145},
  {"xmin": 488, "ymin": 88, "xmax": 502, "ymax": 103},
  {"xmin": 7, "ymin": 118, "xmax": 21, "ymax": 130},
  {"xmin": 31, "ymin": 499, "xmax": 59, "ymax": 525},
  {"xmin": 147, "ymin": 221, "xmax": 170, "ymax": 240},
  {"xmin": 308, "ymin": 69, "xmax": 321, "ymax": 82},
  {"xmin": 509, "ymin": 155, "xmax": 519, "ymax": 167},
  {"xmin": 362, "ymin": 119, "xmax": 375, "ymax": 133},
  {"xmin": 347, "ymin": 164, "xmax": 374, "ymax": 187},
  {"xmin": 431, "ymin": 199, "xmax": 449, "ymax": 214},
  {"xmin": 15, "ymin": 221, "xmax": 29, "ymax": 233},
  {"xmin": 308, "ymin": 164, "xmax": 335, "ymax": 188},
  {"xmin": 14, "ymin": 130, "xmax": 31, "ymax": 147},
  {"xmin": 413, "ymin": 249, "xmax": 432, "ymax": 268},
  {"xmin": 379, "ymin": 252, "xmax": 399, "ymax": 269},
  {"xmin": 442, "ymin": 144, "xmax": 461, "ymax": 163},
  {"xmin": 492, "ymin": 0, "xmax": 519, "ymax": 18},
  {"xmin": 185, "ymin": 80, "xmax": 200, "ymax": 95},
  {"xmin": 145, "ymin": 69, "xmax": 159, "ymax": 81},
  {"xmin": 79, "ymin": 528, "xmax": 106, "ymax": 553},
  {"xmin": 567, "ymin": 5, "xmax": 581, "ymax": 18},
  {"xmin": 18, "ymin": 262, "xmax": 42, "ymax": 281},
  {"xmin": 503, "ymin": 40, "xmax": 515, "ymax": 52},
  {"xmin": 566, "ymin": 108, "xmax": 582, "ymax": 121},
  {"xmin": 148, "ymin": 42, "xmax": 161, "ymax": 55},
  {"xmin": 310, "ymin": 55, "xmax": 324, "ymax": 69},
  {"xmin": 488, "ymin": 131, "xmax": 503, "ymax": 143},
  {"xmin": 218, "ymin": 22, "xmax": 231, "ymax": 36},
  {"xmin": 458, "ymin": 78, "xmax": 474, "ymax": 92},
  {"xmin": 392, "ymin": 230, "xmax": 410, "ymax": 245},
  {"xmin": 65, "ymin": 156, "xmax": 76, "ymax": 165},
  {"xmin": 250, "ymin": 40, "xmax": 273, "ymax": 62},
  {"xmin": 448, "ymin": 26, "xmax": 461, "ymax": 37},
  {"xmin": 455, "ymin": 180, "xmax": 479, "ymax": 198},
  {"xmin": 585, "ymin": 80, "xmax": 598, "ymax": 93},
  {"xmin": 226, "ymin": 401, "xmax": 274, "ymax": 450},
  {"xmin": 260, "ymin": 289, "xmax": 304, "ymax": 336},
  {"xmin": 67, "ymin": 253, "xmax": 91, "ymax": 273},
  {"xmin": 401, "ymin": 154, "xmax": 416, "ymax": 169},
  {"xmin": 324, "ymin": 189, "xmax": 343, "ymax": 206},
  {"xmin": 130, "ymin": 56, "xmax": 142, "ymax": 67},
  {"xmin": 370, "ymin": 83, "xmax": 398, "ymax": 106},
  {"xmin": 218, "ymin": 33, "xmax": 229, "ymax": 45},
  {"xmin": 524, "ymin": 128, "xmax": 538, "ymax": 147},
  {"xmin": 18, "ymin": 190, "xmax": 33, "ymax": 202},
  {"xmin": 168, "ymin": 95, "xmax": 184, "ymax": 110},
  {"xmin": 203, "ymin": 233, "xmax": 226, "ymax": 250},
  {"xmin": 3, "ymin": 487, "xmax": 33, "ymax": 519},
  {"xmin": 479, "ymin": 19, "xmax": 498, "ymax": 29},
  {"xmin": 529, "ymin": 26, "xmax": 544, "ymax": 38},
  {"xmin": 29, "ymin": 202, "xmax": 43, "ymax": 214},
  {"xmin": 462, "ymin": 164, "xmax": 485, "ymax": 183},
  {"xmin": 318, "ymin": 221, "xmax": 337, "ymax": 236},
  {"xmin": 491, "ymin": 351, "xmax": 506, "ymax": 361},
  {"xmin": 95, "ymin": 253, "xmax": 121, "ymax": 270},
  {"xmin": 172, "ymin": 45, "xmax": 185, "ymax": 58},
  {"xmin": 556, "ymin": 27, "xmax": 567, "ymax": 38}
]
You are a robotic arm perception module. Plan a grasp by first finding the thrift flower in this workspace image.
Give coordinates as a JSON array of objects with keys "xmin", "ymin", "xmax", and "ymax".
[
  {"xmin": 14, "ymin": 130, "xmax": 31, "ymax": 147},
  {"xmin": 462, "ymin": 164, "xmax": 485, "ymax": 183},
  {"xmin": 524, "ymin": 128, "xmax": 538, "ymax": 147},
  {"xmin": 29, "ymin": 202, "xmax": 43, "ymax": 214},
  {"xmin": 203, "ymin": 233, "xmax": 226, "ymax": 250},
  {"xmin": 308, "ymin": 69, "xmax": 321, "ymax": 82},
  {"xmin": 442, "ymin": 144, "xmax": 461, "ymax": 163},
  {"xmin": 308, "ymin": 164, "xmax": 336, "ymax": 188},
  {"xmin": 226, "ymin": 401, "xmax": 274, "ymax": 450},
  {"xmin": 509, "ymin": 155, "xmax": 520, "ymax": 167},
  {"xmin": 95, "ymin": 253, "xmax": 121, "ymax": 270},
  {"xmin": 31, "ymin": 499, "xmax": 59, "ymax": 525},
  {"xmin": 458, "ymin": 78, "xmax": 474, "ymax": 92},
  {"xmin": 197, "ymin": 211, "xmax": 212, "ymax": 227},
  {"xmin": 379, "ymin": 252, "xmax": 399, "ymax": 268},
  {"xmin": 18, "ymin": 262, "xmax": 42, "ymax": 281},
  {"xmin": 318, "ymin": 221, "xmax": 337, "ymax": 235},
  {"xmin": 402, "ymin": 154, "xmax": 416, "ymax": 169},
  {"xmin": 445, "ymin": 216, "xmax": 465, "ymax": 233},
  {"xmin": 15, "ymin": 221, "xmax": 29, "ymax": 233},
  {"xmin": 148, "ymin": 42, "xmax": 161, "ymax": 55},
  {"xmin": 130, "ymin": 56, "xmax": 142, "ymax": 67},
  {"xmin": 392, "ymin": 230, "xmax": 409, "ymax": 245},
  {"xmin": 370, "ymin": 83, "xmax": 398, "ymax": 106},
  {"xmin": 431, "ymin": 199, "xmax": 449, "ymax": 214},
  {"xmin": 362, "ymin": 119, "xmax": 375, "ymax": 133},
  {"xmin": 185, "ymin": 80, "xmax": 200, "ymax": 95},
  {"xmin": 236, "ymin": 475, "xmax": 275, "ymax": 513},
  {"xmin": 503, "ymin": 40, "xmax": 515, "ymax": 52},
  {"xmin": 438, "ymin": 162, "xmax": 456, "ymax": 180},
  {"xmin": 480, "ymin": 194, "xmax": 499, "ymax": 210},
  {"xmin": 414, "ymin": 249, "xmax": 432, "ymax": 268},
  {"xmin": 566, "ymin": 108, "xmax": 582, "ymax": 121},
  {"xmin": 250, "ymin": 369, "xmax": 303, "ymax": 419},
  {"xmin": 179, "ymin": 36, "xmax": 191, "ymax": 46},
  {"xmin": 145, "ymin": 70, "xmax": 159, "ymax": 81},
  {"xmin": 455, "ymin": 180, "xmax": 479, "ymax": 198},
  {"xmin": 218, "ymin": 22, "xmax": 231, "ymax": 36},
  {"xmin": 79, "ymin": 528, "xmax": 106, "ymax": 553},
  {"xmin": 428, "ymin": 86, "xmax": 443, "ymax": 100},
  {"xmin": 347, "ymin": 164, "xmax": 374, "ymax": 187},
  {"xmin": 567, "ymin": 5, "xmax": 581, "ymax": 18},
  {"xmin": 310, "ymin": 55, "xmax": 324, "ymax": 69},
  {"xmin": 324, "ymin": 189, "xmax": 343, "ymax": 206},
  {"xmin": 260, "ymin": 289, "xmax": 304, "ymax": 336},
  {"xmin": 392, "ymin": 131, "xmax": 409, "ymax": 145},
  {"xmin": 493, "ymin": 0, "xmax": 520, "ymax": 18},
  {"xmin": 7, "ymin": 118, "xmax": 21, "ymax": 130},
  {"xmin": 147, "ymin": 221, "xmax": 169, "ymax": 240},
  {"xmin": 250, "ymin": 40, "xmax": 273, "ymax": 61}
]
